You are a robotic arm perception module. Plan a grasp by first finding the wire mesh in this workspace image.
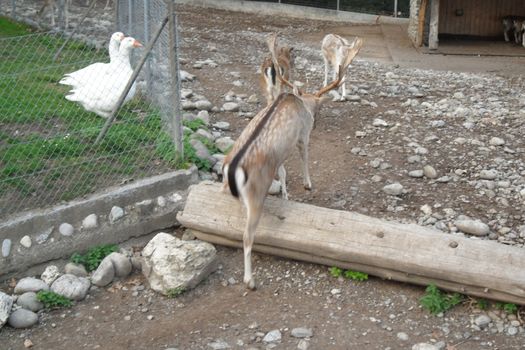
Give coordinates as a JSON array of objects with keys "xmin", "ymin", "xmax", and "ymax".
[{"xmin": 0, "ymin": 1, "xmax": 180, "ymax": 219}]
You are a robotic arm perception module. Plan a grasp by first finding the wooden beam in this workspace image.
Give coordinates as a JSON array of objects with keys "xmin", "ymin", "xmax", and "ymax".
[
  {"xmin": 177, "ymin": 182, "xmax": 525, "ymax": 305},
  {"xmin": 428, "ymin": 0, "xmax": 440, "ymax": 50},
  {"xmin": 416, "ymin": 0, "xmax": 428, "ymax": 47}
]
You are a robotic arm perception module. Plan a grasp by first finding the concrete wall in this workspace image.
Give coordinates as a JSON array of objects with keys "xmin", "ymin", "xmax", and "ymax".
[
  {"xmin": 177, "ymin": 0, "xmax": 409, "ymax": 25},
  {"xmin": 0, "ymin": 167, "xmax": 199, "ymax": 277}
]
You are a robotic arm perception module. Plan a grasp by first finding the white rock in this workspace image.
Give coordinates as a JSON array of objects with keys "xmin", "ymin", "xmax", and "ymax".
[
  {"xmin": 455, "ymin": 219, "xmax": 490, "ymax": 236},
  {"xmin": 20, "ymin": 236, "xmax": 32, "ymax": 249},
  {"xmin": 0, "ymin": 292, "xmax": 13, "ymax": 329},
  {"xmin": 215, "ymin": 137, "xmax": 235, "ymax": 153},
  {"xmin": 479, "ymin": 169, "xmax": 498, "ymax": 180},
  {"xmin": 489, "ymin": 137, "xmax": 505, "ymax": 146},
  {"xmin": 109, "ymin": 206, "xmax": 124, "ymax": 223},
  {"xmin": 263, "ymin": 329, "xmax": 282, "ymax": 343},
  {"xmin": 14, "ymin": 277, "xmax": 50, "ymax": 294},
  {"xmin": 141, "ymin": 233, "xmax": 217, "ymax": 295},
  {"xmin": 157, "ymin": 196, "xmax": 167, "ymax": 207},
  {"xmin": 91, "ymin": 258, "xmax": 115, "ymax": 287},
  {"xmin": 17, "ymin": 292, "xmax": 43, "ymax": 312},
  {"xmin": 196, "ymin": 110, "xmax": 210, "ymax": 124},
  {"xmin": 106, "ymin": 252, "xmax": 132, "ymax": 277},
  {"xmin": 382, "ymin": 183, "xmax": 404, "ymax": 196},
  {"xmin": 396, "ymin": 332, "xmax": 409, "ymax": 341},
  {"xmin": 64, "ymin": 262, "xmax": 88, "ymax": 277},
  {"xmin": 298, "ymin": 339, "xmax": 310, "ymax": 350},
  {"xmin": 51, "ymin": 274, "xmax": 90, "ymax": 301},
  {"xmin": 82, "ymin": 214, "xmax": 98, "ymax": 229},
  {"xmin": 59, "ymin": 223, "xmax": 74, "ymax": 236},
  {"xmin": 41, "ymin": 265, "xmax": 60, "ymax": 285},
  {"xmin": 412, "ymin": 343, "xmax": 439, "ymax": 350},
  {"xmin": 247, "ymin": 94, "xmax": 258, "ymax": 103},
  {"xmin": 1, "ymin": 239, "xmax": 11, "ymax": 257},
  {"xmin": 420, "ymin": 204, "xmax": 432, "ymax": 215},
  {"xmin": 423, "ymin": 165, "xmax": 438, "ymax": 179},
  {"xmin": 195, "ymin": 100, "xmax": 213, "ymax": 111},
  {"xmin": 180, "ymin": 70, "xmax": 195, "ymax": 81},
  {"xmin": 474, "ymin": 314, "xmax": 491, "ymax": 328},
  {"xmin": 291, "ymin": 327, "xmax": 313, "ymax": 338},
  {"xmin": 372, "ymin": 118, "xmax": 389, "ymax": 127},
  {"xmin": 268, "ymin": 180, "xmax": 281, "ymax": 195},
  {"xmin": 7, "ymin": 309, "xmax": 38, "ymax": 329},
  {"xmin": 207, "ymin": 339, "xmax": 230, "ymax": 350},
  {"xmin": 222, "ymin": 102, "xmax": 239, "ymax": 112},
  {"xmin": 213, "ymin": 121, "xmax": 230, "ymax": 131},
  {"xmin": 408, "ymin": 170, "xmax": 424, "ymax": 178}
]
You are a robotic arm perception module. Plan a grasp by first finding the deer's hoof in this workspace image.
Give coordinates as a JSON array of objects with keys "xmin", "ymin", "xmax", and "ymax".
[{"xmin": 245, "ymin": 279, "xmax": 256, "ymax": 290}]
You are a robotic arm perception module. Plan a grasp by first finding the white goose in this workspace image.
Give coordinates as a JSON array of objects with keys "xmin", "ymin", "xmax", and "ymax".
[
  {"xmin": 59, "ymin": 32, "xmax": 125, "ymax": 88},
  {"xmin": 65, "ymin": 37, "xmax": 142, "ymax": 118}
]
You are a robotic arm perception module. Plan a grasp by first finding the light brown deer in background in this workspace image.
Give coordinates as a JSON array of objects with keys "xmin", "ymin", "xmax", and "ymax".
[
  {"xmin": 322, "ymin": 33, "xmax": 362, "ymax": 100},
  {"xmin": 259, "ymin": 44, "xmax": 293, "ymax": 106},
  {"xmin": 223, "ymin": 33, "xmax": 363, "ymax": 290},
  {"xmin": 37, "ymin": 0, "xmax": 71, "ymax": 28}
]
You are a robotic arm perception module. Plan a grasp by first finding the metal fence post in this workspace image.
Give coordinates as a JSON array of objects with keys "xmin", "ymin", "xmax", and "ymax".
[
  {"xmin": 336, "ymin": 0, "xmax": 340, "ymax": 11},
  {"xmin": 394, "ymin": 0, "xmax": 398, "ymax": 17},
  {"xmin": 10, "ymin": 0, "xmax": 16, "ymax": 20},
  {"xmin": 128, "ymin": 0, "xmax": 133, "ymax": 34},
  {"xmin": 167, "ymin": 0, "xmax": 184, "ymax": 160},
  {"xmin": 114, "ymin": 0, "xmax": 120, "ymax": 31},
  {"xmin": 144, "ymin": 0, "xmax": 152, "ymax": 94}
]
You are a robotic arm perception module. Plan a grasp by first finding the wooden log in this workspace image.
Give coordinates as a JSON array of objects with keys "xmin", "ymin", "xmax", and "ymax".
[{"xmin": 177, "ymin": 182, "xmax": 525, "ymax": 305}]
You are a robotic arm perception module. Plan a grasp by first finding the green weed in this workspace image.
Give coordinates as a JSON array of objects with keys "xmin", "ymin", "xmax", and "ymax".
[
  {"xmin": 36, "ymin": 290, "xmax": 72, "ymax": 309},
  {"xmin": 166, "ymin": 287, "xmax": 185, "ymax": 298},
  {"xmin": 329, "ymin": 267, "xmax": 368, "ymax": 281},
  {"xmin": 420, "ymin": 284, "xmax": 463, "ymax": 315},
  {"xmin": 70, "ymin": 244, "xmax": 118, "ymax": 272}
]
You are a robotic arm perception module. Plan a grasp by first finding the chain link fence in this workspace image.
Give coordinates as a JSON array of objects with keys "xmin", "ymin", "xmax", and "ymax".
[
  {"xmin": 249, "ymin": 0, "xmax": 410, "ymax": 17},
  {"xmin": 0, "ymin": 0, "xmax": 182, "ymax": 219}
]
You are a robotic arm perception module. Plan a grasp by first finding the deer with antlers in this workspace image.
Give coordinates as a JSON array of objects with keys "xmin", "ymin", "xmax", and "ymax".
[
  {"xmin": 259, "ymin": 44, "xmax": 294, "ymax": 106},
  {"xmin": 322, "ymin": 34, "xmax": 362, "ymax": 101},
  {"xmin": 222, "ymin": 33, "xmax": 363, "ymax": 290}
]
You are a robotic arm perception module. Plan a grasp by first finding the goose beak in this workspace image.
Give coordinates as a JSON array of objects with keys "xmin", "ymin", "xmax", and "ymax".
[{"xmin": 133, "ymin": 40, "xmax": 143, "ymax": 48}]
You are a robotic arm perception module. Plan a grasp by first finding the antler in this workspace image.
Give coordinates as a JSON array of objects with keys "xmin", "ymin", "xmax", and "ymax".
[
  {"xmin": 315, "ymin": 37, "xmax": 363, "ymax": 98},
  {"xmin": 267, "ymin": 33, "xmax": 300, "ymax": 94}
]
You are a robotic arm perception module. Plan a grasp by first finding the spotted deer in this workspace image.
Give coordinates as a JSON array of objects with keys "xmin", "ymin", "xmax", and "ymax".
[
  {"xmin": 222, "ymin": 33, "xmax": 363, "ymax": 290},
  {"xmin": 321, "ymin": 34, "xmax": 362, "ymax": 100},
  {"xmin": 259, "ymin": 44, "xmax": 294, "ymax": 106}
]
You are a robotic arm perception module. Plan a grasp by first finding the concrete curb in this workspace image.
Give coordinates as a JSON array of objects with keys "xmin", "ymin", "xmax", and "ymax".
[
  {"xmin": 0, "ymin": 167, "xmax": 199, "ymax": 277},
  {"xmin": 177, "ymin": 0, "xmax": 409, "ymax": 25}
]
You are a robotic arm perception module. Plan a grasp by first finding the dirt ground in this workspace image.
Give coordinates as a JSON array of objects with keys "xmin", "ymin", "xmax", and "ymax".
[{"xmin": 3, "ymin": 3, "xmax": 525, "ymax": 350}]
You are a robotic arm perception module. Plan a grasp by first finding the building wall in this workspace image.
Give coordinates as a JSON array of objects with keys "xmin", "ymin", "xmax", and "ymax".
[{"xmin": 439, "ymin": 0, "xmax": 525, "ymax": 37}]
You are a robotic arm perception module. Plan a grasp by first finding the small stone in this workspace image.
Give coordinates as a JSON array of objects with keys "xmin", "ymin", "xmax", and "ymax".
[
  {"xmin": 106, "ymin": 252, "xmax": 132, "ymax": 277},
  {"xmin": 91, "ymin": 258, "xmax": 115, "ymax": 287},
  {"xmin": 207, "ymin": 339, "xmax": 230, "ymax": 350},
  {"xmin": 507, "ymin": 326, "xmax": 518, "ymax": 336},
  {"xmin": 396, "ymin": 332, "xmax": 409, "ymax": 341},
  {"xmin": 41, "ymin": 265, "xmax": 60, "ymax": 285},
  {"xmin": 372, "ymin": 118, "xmax": 389, "ymax": 127},
  {"xmin": 64, "ymin": 263, "xmax": 88, "ymax": 277},
  {"xmin": 247, "ymin": 94, "xmax": 258, "ymax": 104},
  {"xmin": 181, "ymin": 231, "xmax": 196, "ymax": 241},
  {"xmin": 268, "ymin": 180, "xmax": 281, "ymax": 195},
  {"xmin": 382, "ymin": 183, "xmax": 404, "ymax": 196},
  {"xmin": 2, "ymin": 239, "xmax": 12, "ymax": 257},
  {"xmin": 7, "ymin": 309, "xmax": 38, "ymax": 329},
  {"xmin": 347, "ymin": 94, "xmax": 361, "ymax": 102},
  {"xmin": 147, "ymin": 315, "xmax": 154, "ymax": 321},
  {"xmin": 24, "ymin": 339, "xmax": 33, "ymax": 348},
  {"xmin": 109, "ymin": 206, "xmax": 124, "ymax": 223},
  {"xmin": 17, "ymin": 292, "xmax": 43, "ymax": 312},
  {"xmin": 408, "ymin": 170, "xmax": 424, "ymax": 178},
  {"xmin": 157, "ymin": 196, "xmax": 167, "ymax": 207},
  {"xmin": 51, "ymin": 274, "xmax": 90, "ymax": 301},
  {"xmin": 197, "ymin": 110, "xmax": 210, "ymax": 124},
  {"xmin": 215, "ymin": 137, "xmax": 235, "ymax": 153},
  {"xmin": 489, "ymin": 137, "xmax": 505, "ymax": 146},
  {"xmin": 0, "ymin": 292, "xmax": 13, "ymax": 328},
  {"xmin": 82, "ymin": 214, "xmax": 98, "ymax": 229},
  {"xmin": 213, "ymin": 121, "xmax": 230, "ymax": 131},
  {"xmin": 180, "ymin": 70, "xmax": 195, "ymax": 81},
  {"xmin": 330, "ymin": 288, "xmax": 341, "ymax": 295},
  {"xmin": 423, "ymin": 165, "xmax": 438, "ymax": 179},
  {"xmin": 415, "ymin": 147, "xmax": 428, "ymax": 155},
  {"xmin": 195, "ymin": 100, "xmax": 213, "ymax": 111},
  {"xmin": 263, "ymin": 329, "xmax": 282, "ymax": 343},
  {"xmin": 14, "ymin": 278, "xmax": 50, "ymax": 294},
  {"xmin": 297, "ymin": 339, "xmax": 310, "ymax": 350},
  {"xmin": 474, "ymin": 314, "xmax": 491, "ymax": 328},
  {"xmin": 455, "ymin": 219, "xmax": 490, "ymax": 236},
  {"xmin": 291, "ymin": 327, "xmax": 313, "ymax": 338},
  {"xmin": 20, "ymin": 236, "xmax": 32, "ymax": 249},
  {"xmin": 59, "ymin": 223, "xmax": 74, "ymax": 236},
  {"xmin": 479, "ymin": 169, "xmax": 498, "ymax": 180},
  {"xmin": 412, "ymin": 343, "xmax": 439, "ymax": 350},
  {"xmin": 223, "ymin": 102, "xmax": 239, "ymax": 112}
]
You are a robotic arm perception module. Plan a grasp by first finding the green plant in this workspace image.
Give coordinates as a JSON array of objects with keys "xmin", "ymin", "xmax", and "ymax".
[
  {"xmin": 36, "ymin": 291, "xmax": 72, "ymax": 309},
  {"xmin": 166, "ymin": 287, "xmax": 185, "ymax": 298},
  {"xmin": 344, "ymin": 270, "xmax": 368, "ymax": 281},
  {"xmin": 183, "ymin": 118, "xmax": 206, "ymax": 132},
  {"xmin": 329, "ymin": 267, "xmax": 368, "ymax": 281},
  {"xmin": 477, "ymin": 299, "xmax": 489, "ymax": 310},
  {"xmin": 503, "ymin": 303, "xmax": 518, "ymax": 314},
  {"xmin": 329, "ymin": 266, "xmax": 343, "ymax": 278},
  {"xmin": 420, "ymin": 284, "xmax": 463, "ymax": 315},
  {"xmin": 71, "ymin": 244, "xmax": 118, "ymax": 271}
]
